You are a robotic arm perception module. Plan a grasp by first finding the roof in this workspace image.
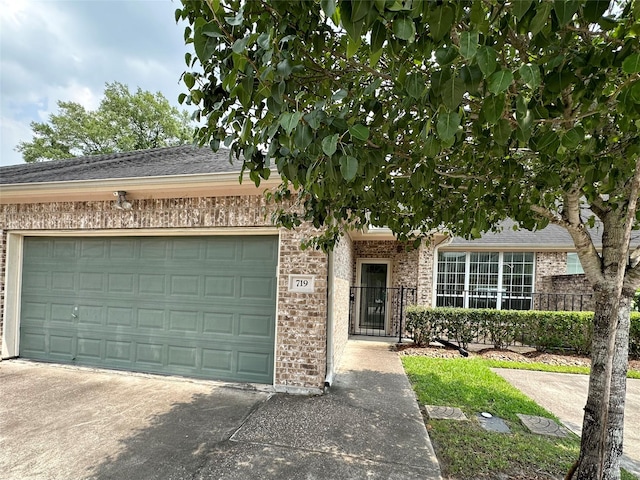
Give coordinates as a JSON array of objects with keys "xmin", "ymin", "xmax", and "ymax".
[
  {"xmin": 446, "ymin": 219, "xmax": 640, "ymax": 250},
  {"xmin": 0, "ymin": 145, "xmax": 241, "ymax": 185}
]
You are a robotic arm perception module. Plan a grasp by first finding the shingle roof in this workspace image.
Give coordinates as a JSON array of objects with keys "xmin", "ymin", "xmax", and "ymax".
[
  {"xmin": 447, "ymin": 219, "xmax": 640, "ymax": 249},
  {"xmin": 0, "ymin": 145, "xmax": 240, "ymax": 185}
]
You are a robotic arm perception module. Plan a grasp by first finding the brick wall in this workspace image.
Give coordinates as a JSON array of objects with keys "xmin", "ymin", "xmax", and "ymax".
[
  {"xmin": 0, "ymin": 196, "xmax": 328, "ymax": 391},
  {"xmin": 353, "ymin": 240, "xmax": 419, "ymax": 288},
  {"xmin": 535, "ymin": 251, "xmax": 567, "ymax": 292},
  {"xmin": 276, "ymin": 227, "xmax": 328, "ymax": 390},
  {"xmin": 330, "ymin": 233, "xmax": 353, "ymax": 373},
  {"xmin": 417, "ymin": 238, "xmax": 436, "ymax": 306},
  {"xmin": 0, "ymin": 229, "xmax": 5, "ymax": 350},
  {"xmin": 537, "ymin": 273, "xmax": 594, "ymax": 311}
]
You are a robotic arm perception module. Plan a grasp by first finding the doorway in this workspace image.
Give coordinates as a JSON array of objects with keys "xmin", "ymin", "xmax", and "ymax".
[{"xmin": 355, "ymin": 260, "xmax": 391, "ymax": 333}]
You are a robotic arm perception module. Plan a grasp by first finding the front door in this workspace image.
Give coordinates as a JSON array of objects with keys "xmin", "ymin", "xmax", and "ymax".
[{"xmin": 357, "ymin": 261, "xmax": 390, "ymax": 333}]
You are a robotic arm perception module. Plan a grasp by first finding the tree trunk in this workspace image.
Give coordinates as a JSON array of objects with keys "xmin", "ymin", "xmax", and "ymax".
[
  {"xmin": 574, "ymin": 290, "xmax": 631, "ymax": 480},
  {"xmin": 603, "ymin": 293, "xmax": 631, "ymax": 479}
]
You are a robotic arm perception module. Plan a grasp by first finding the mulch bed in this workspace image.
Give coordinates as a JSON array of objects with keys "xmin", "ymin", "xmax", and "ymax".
[{"xmin": 397, "ymin": 343, "xmax": 640, "ymax": 373}]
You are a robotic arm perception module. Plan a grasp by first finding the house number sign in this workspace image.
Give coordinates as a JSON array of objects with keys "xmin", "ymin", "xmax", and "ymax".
[{"xmin": 288, "ymin": 275, "xmax": 315, "ymax": 293}]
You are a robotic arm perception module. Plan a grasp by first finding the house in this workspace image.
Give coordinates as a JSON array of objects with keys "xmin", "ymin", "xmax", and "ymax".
[{"xmin": 0, "ymin": 146, "xmax": 599, "ymax": 392}]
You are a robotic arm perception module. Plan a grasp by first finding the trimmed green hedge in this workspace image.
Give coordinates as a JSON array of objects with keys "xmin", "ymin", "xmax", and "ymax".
[{"xmin": 405, "ymin": 306, "xmax": 640, "ymax": 359}]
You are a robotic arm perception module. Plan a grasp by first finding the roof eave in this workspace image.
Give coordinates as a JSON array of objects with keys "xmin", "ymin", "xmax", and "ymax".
[{"xmin": 0, "ymin": 172, "xmax": 281, "ymax": 204}]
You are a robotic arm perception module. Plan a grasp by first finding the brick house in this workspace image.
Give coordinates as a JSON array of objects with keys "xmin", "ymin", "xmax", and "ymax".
[{"xmin": 0, "ymin": 146, "xmax": 599, "ymax": 392}]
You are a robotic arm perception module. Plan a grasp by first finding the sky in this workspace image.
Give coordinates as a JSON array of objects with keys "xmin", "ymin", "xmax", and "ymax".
[{"xmin": 0, "ymin": 0, "xmax": 193, "ymax": 167}]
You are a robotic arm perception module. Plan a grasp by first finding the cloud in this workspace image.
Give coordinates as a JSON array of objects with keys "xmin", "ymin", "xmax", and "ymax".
[{"xmin": 0, "ymin": 0, "xmax": 190, "ymax": 166}]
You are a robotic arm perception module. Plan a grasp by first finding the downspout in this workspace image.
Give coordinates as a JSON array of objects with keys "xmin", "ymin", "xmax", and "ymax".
[
  {"xmin": 325, "ymin": 250, "xmax": 335, "ymax": 389},
  {"xmin": 431, "ymin": 236, "xmax": 453, "ymax": 306}
]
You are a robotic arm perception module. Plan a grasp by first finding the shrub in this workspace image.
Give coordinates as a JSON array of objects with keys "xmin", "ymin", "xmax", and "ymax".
[
  {"xmin": 630, "ymin": 313, "xmax": 640, "ymax": 359},
  {"xmin": 405, "ymin": 306, "xmax": 436, "ymax": 346},
  {"xmin": 404, "ymin": 307, "xmax": 640, "ymax": 359}
]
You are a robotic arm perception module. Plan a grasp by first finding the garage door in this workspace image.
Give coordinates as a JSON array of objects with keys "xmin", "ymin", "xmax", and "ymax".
[{"xmin": 19, "ymin": 235, "xmax": 278, "ymax": 384}]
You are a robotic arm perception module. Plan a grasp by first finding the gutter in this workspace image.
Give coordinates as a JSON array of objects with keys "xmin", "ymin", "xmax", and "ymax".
[{"xmin": 325, "ymin": 250, "xmax": 335, "ymax": 389}]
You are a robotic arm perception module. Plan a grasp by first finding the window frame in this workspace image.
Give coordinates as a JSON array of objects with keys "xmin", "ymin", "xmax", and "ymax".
[{"xmin": 434, "ymin": 251, "xmax": 536, "ymax": 310}]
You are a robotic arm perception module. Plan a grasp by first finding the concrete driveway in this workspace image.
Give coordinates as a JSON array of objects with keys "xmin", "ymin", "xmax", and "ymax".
[
  {"xmin": 0, "ymin": 360, "xmax": 270, "ymax": 480},
  {"xmin": 0, "ymin": 341, "xmax": 441, "ymax": 480},
  {"xmin": 495, "ymin": 369, "xmax": 640, "ymax": 477}
]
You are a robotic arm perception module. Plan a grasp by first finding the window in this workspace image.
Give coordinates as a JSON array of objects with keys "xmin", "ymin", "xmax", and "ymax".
[
  {"xmin": 566, "ymin": 253, "xmax": 584, "ymax": 274},
  {"xmin": 435, "ymin": 252, "xmax": 535, "ymax": 310}
]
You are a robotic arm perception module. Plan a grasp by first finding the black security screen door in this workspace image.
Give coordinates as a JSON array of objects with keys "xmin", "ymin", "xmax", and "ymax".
[{"xmin": 358, "ymin": 263, "xmax": 388, "ymax": 330}]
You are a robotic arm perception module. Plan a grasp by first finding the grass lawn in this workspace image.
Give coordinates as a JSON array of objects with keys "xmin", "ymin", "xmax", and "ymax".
[{"xmin": 401, "ymin": 356, "xmax": 638, "ymax": 480}]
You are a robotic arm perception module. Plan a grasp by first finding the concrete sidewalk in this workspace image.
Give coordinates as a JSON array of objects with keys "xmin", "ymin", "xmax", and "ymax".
[
  {"xmin": 495, "ymin": 369, "xmax": 640, "ymax": 477},
  {"xmin": 221, "ymin": 338, "xmax": 443, "ymax": 479},
  {"xmin": 0, "ymin": 339, "xmax": 442, "ymax": 480}
]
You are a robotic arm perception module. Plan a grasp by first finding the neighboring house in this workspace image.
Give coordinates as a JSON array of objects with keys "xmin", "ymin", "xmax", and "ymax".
[{"xmin": 0, "ymin": 146, "xmax": 611, "ymax": 392}]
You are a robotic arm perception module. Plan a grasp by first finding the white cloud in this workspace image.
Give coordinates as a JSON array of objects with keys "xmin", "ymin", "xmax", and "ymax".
[{"xmin": 0, "ymin": 0, "xmax": 191, "ymax": 166}]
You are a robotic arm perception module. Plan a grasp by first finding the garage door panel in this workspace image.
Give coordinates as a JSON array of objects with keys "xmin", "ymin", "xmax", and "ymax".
[
  {"xmin": 169, "ymin": 275, "xmax": 200, "ymax": 296},
  {"xmin": 21, "ymin": 301, "xmax": 48, "ymax": 321},
  {"xmin": 20, "ymin": 235, "xmax": 278, "ymax": 383},
  {"xmin": 77, "ymin": 338, "xmax": 102, "ymax": 360},
  {"xmin": 79, "ymin": 240, "xmax": 107, "ymax": 258},
  {"xmin": 203, "ymin": 313, "xmax": 234, "ymax": 334},
  {"xmin": 238, "ymin": 351, "xmax": 272, "ymax": 376}
]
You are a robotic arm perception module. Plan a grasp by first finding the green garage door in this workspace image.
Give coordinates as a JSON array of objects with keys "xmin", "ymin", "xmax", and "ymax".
[{"xmin": 19, "ymin": 235, "xmax": 278, "ymax": 384}]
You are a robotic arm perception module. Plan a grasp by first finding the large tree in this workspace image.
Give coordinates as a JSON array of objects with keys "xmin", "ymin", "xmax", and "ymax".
[
  {"xmin": 176, "ymin": 1, "xmax": 640, "ymax": 478},
  {"xmin": 17, "ymin": 82, "xmax": 193, "ymax": 162}
]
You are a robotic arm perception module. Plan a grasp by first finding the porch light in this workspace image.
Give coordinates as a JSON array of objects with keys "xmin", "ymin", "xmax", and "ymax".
[{"xmin": 113, "ymin": 190, "xmax": 132, "ymax": 210}]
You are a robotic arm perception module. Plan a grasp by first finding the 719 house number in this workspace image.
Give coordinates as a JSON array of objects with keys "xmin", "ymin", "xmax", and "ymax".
[{"xmin": 288, "ymin": 275, "xmax": 315, "ymax": 293}]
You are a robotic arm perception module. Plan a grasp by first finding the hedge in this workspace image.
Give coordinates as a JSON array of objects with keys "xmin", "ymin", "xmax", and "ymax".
[{"xmin": 404, "ymin": 306, "xmax": 640, "ymax": 359}]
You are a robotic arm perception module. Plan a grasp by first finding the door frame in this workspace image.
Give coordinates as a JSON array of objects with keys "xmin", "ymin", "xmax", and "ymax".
[{"xmin": 354, "ymin": 258, "xmax": 392, "ymax": 334}]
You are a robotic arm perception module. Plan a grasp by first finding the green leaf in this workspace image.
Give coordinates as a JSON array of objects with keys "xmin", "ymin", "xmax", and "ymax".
[
  {"xmin": 583, "ymin": 0, "xmax": 610, "ymax": 22},
  {"xmin": 481, "ymin": 94, "xmax": 505, "ymax": 125},
  {"xmin": 371, "ymin": 20, "xmax": 386, "ymax": 53},
  {"xmin": 512, "ymin": 0, "xmax": 533, "ymax": 21},
  {"xmin": 184, "ymin": 72, "xmax": 195, "ymax": 89},
  {"xmin": 531, "ymin": 131, "xmax": 560, "ymax": 154},
  {"xmin": 340, "ymin": 155, "xmax": 359, "ymax": 181},
  {"xmin": 322, "ymin": 133, "xmax": 339, "ymax": 156},
  {"xmin": 530, "ymin": 2, "xmax": 552, "ymax": 35},
  {"xmin": 423, "ymin": 136, "xmax": 440, "ymax": 157},
  {"xmin": 436, "ymin": 111, "xmax": 461, "ymax": 141},
  {"xmin": 459, "ymin": 31, "xmax": 479, "ymax": 60},
  {"xmin": 519, "ymin": 63, "xmax": 541, "ymax": 89},
  {"xmin": 476, "ymin": 46, "xmax": 497, "ymax": 77},
  {"xmin": 406, "ymin": 73, "xmax": 425, "ymax": 99},
  {"xmin": 553, "ymin": 0, "xmax": 580, "ymax": 26},
  {"xmin": 428, "ymin": 6, "xmax": 454, "ymax": 41},
  {"xmin": 441, "ymin": 77, "xmax": 465, "ymax": 110},
  {"xmin": 460, "ymin": 65, "xmax": 483, "ymax": 89},
  {"xmin": 321, "ymin": 0, "xmax": 336, "ymax": 18},
  {"xmin": 294, "ymin": 124, "xmax": 313, "ymax": 150},
  {"xmin": 393, "ymin": 16, "xmax": 416, "ymax": 42},
  {"xmin": 623, "ymin": 54, "xmax": 640, "ymax": 74},
  {"xmin": 562, "ymin": 126, "xmax": 584, "ymax": 150},
  {"xmin": 494, "ymin": 119, "xmax": 512, "ymax": 145},
  {"xmin": 225, "ymin": 11, "xmax": 244, "ymax": 26},
  {"xmin": 232, "ymin": 36, "xmax": 249, "ymax": 54},
  {"xmin": 279, "ymin": 111, "xmax": 303, "ymax": 135},
  {"xmin": 435, "ymin": 45, "xmax": 458, "ymax": 66},
  {"xmin": 487, "ymin": 70, "xmax": 514, "ymax": 94},
  {"xmin": 347, "ymin": 36, "xmax": 361, "ymax": 57},
  {"xmin": 349, "ymin": 124, "xmax": 370, "ymax": 141},
  {"xmin": 276, "ymin": 59, "xmax": 293, "ymax": 79}
]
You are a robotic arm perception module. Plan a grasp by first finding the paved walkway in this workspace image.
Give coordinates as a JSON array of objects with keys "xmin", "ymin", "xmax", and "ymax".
[
  {"xmin": 495, "ymin": 369, "xmax": 640, "ymax": 477},
  {"xmin": 1, "ymin": 339, "xmax": 442, "ymax": 480}
]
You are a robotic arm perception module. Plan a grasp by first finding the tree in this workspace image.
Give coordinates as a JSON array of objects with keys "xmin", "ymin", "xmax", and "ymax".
[
  {"xmin": 17, "ymin": 82, "xmax": 193, "ymax": 162},
  {"xmin": 176, "ymin": 1, "xmax": 640, "ymax": 478}
]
